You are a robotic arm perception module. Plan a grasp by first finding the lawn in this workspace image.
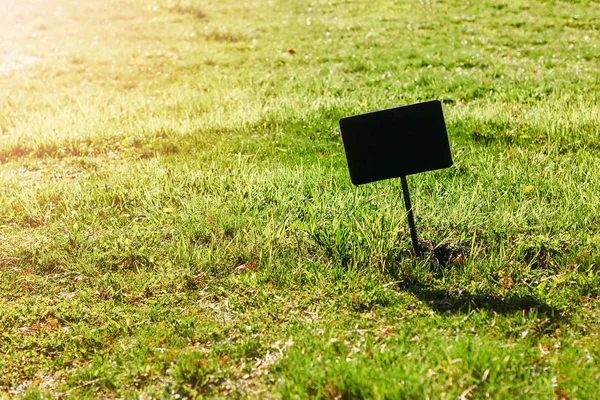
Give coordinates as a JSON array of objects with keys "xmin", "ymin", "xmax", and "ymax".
[{"xmin": 1, "ymin": 0, "xmax": 599, "ymax": 398}]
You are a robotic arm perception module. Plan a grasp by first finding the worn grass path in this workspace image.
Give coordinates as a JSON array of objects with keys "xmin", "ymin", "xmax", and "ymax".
[{"xmin": 1, "ymin": 0, "xmax": 599, "ymax": 398}]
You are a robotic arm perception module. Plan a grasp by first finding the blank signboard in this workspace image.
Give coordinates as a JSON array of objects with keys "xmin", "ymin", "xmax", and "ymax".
[{"xmin": 339, "ymin": 100, "xmax": 453, "ymax": 185}]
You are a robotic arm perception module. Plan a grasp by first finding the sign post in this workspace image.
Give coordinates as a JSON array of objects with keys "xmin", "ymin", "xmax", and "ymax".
[
  {"xmin": 339, "ymin": 100, "xmax": 453, "ymax": 257},
  {"xmin": 400, "ymin": 175, "xmax": 420, "ymax": 257}
]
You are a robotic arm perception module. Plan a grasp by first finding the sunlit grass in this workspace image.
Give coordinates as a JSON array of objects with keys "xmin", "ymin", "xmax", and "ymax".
[{"xmin": 1, "ymin": 0, "xmax": 599, "ymax": 397}]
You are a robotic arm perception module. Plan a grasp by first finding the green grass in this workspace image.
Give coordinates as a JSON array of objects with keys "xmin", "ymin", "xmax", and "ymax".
[{"xmin": 1, "ymin": 0, "xmax": 599, "ymax": 397}]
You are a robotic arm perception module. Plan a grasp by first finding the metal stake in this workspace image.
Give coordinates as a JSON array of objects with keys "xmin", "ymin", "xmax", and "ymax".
[{"xmin": 400, "ymin": 176, "xmax": 421, "ymax": 257}]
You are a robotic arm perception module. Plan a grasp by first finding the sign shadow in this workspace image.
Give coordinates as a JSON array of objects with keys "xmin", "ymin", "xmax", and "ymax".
[{"xmin": 387, "ymin": 277, "xmax": 567, "ymax": 324}]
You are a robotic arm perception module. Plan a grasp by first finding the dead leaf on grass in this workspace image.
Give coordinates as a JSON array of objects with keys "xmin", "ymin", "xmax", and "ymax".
[
  {"xmin": 234, "ymin": 262, "xmax": 257, "ymax": 273},
  {"xmin": 554, "ymin": 388, "xmax": 570, "ymax": 400},
  {"xmin": 455, "ymin": 254, "xmax": 466, "ymax": 264},
  {"xmin": 501, "ymin": 276, "xmax": 514, "ymax": 289}
]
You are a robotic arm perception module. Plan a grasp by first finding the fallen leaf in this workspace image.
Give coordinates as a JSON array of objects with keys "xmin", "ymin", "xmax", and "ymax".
[
  {"xmin": 500, "ymin": 276, "xmax": 514, "ymax": 289},
  {"xmin": 554, "ymin": 388, "xmax": 569, "ymax": 400},
  {"xmin": 47, "ymin": 317, "xmax": 59, "ymax": 330},
  {"xmin": 234, "ymin": 262, "xmax": 257, "ymax": 273},
  {"xmin": 455, "ymin": 254, "xmax": 466, "ymax": 264},
  {"xmin": 377, "ymin": 326, "xmax": 395, "ymax": 338},
  {"xmin": 193, "ymin": 272, "xmax": 207, "ymax": 281}
]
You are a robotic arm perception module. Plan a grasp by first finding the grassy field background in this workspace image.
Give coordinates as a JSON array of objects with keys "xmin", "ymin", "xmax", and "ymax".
[{"xmin": 1, "ymin": 0, "xmax": 599, "ymax": 398}]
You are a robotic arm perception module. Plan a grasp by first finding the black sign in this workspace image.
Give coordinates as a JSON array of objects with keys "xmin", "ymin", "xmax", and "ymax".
[{"xmin": 339, "ymin": 100, "xmax": 453, "ymax": 185}]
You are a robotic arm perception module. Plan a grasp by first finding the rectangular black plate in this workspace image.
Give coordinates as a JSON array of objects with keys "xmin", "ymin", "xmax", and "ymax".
[{"xmin": 339, "ymin": 100, "xmax": 453, "ymax": 185}]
